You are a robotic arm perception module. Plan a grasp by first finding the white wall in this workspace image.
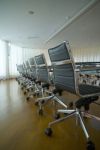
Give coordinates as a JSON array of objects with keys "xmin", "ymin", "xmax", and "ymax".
[{"xmin": 72, "ymin": 47, "xmax": 100, "ymax": 62}]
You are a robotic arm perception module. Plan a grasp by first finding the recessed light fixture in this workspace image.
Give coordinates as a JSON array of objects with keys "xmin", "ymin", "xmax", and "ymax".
[
  {"xmin": 65, "ymin": 16, "xmax": 70, "ymax": 20},
  {"xmin": 28, "ymin": 36, "xmax": 39, "ymax": 39},
  {"xmin": 28, "ymin": 10, "xmax": 34, "ymax": 15}
]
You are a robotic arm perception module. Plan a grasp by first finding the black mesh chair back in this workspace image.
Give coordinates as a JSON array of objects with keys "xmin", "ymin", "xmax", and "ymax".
[
  {"xmin": 25, "ymin": 60, "xmax": 30, "ymax": 69},
  {"xmin": 25, "ymin": 60, "xmax": 31, "ymax": 78},
  {"xmin": 17, "ymin": 65, "xmax": 23, "ymax": 75},
  {"xmin": 35, "ymin": 54, "xmax": 49, "ymax": 83},
  {"xmin": 22, "ymin": 63, "xmax": 27, "ymax": 77},
  {"xmin": 29, "ymin": 57, "xmax": 35, "ymax": 66},
  {"xmin": 48, "ymin": 41, "xmax": 77, "ymax": 94},
  {"xmin": 29, "ymin": 57, "xmax": 37, "ymax": 80}
]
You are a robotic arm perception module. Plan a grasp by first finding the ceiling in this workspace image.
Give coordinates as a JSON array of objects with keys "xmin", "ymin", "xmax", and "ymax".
[
  {"xmin": 0, "ymin": 0, "xmax": 99, "ymax": 49},
  {"xmin": 46, "ymin": 0, "xmax": 100, "ymax": 49}
]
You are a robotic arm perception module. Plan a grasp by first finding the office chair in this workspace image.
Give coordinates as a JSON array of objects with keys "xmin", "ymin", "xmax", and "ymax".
[
  {"xmin": 45, "ymin": 41, "xmax": 100, "ymax": 150},
  {"xmin": 23, "ymin": 60, "xmax": 35, "ymax": 94},
  {"xmin": 26, "ymin": 57, "xmax": 41, "ymax": 100},
  {"xmin": 34, "ymin": 54, "xmax": 55, "ymax": 115},
  {"xmin": 16, "ymin": 64, "xmax": 24, "ymax": 84},
  {"xmin": 20, "ymin": 62, "xmax": 32, "ymax": 90},
  {"xmin": 34, "ymin": 54, "xmax": 67, "ymax": 115},
  {"xmin": 17, "ymin": 63, "xmax": 28, "ymax": 88}
]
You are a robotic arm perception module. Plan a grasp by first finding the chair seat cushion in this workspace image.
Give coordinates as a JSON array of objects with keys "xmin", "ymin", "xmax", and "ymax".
[{"xmin": 79, "ymin": 84, "xmax": 100, "ymax": 95}]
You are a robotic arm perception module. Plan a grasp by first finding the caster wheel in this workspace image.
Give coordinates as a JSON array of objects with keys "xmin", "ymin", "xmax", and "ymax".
[
  {"xmin": 54, "ymin": 113, "xmax": 60, "ymax": 119},
  {"xmin": 87, "ymin": 141, "xmax": 95, "ymax": 150},
  {"xmin": 31, "ymin": 88, "xmax": 33, "ymax": 91},
  {"xmin": 45, "ymin": 128, "xmax": 52, "ymax": 136},
  {"xmin": 33, "ymin": 93, "xmax": 36, "ymax": 96},
  {"xmin": 49, "ymin": 93, "xmax": 52, "ymax": 96},
  {"xmin": 69, "ymin": 102, "xmax": 73, "ymax": 109},
  {"xmin": 26, "ymin": 97, "xmax": 30, "ymax": 101},
  {"xmin": 35, "ymin": 101, "xmax": 39, "ymax": 106},
  {"xmin": 41, "ymin": 100, "xmax": 45, "ymax": 104},
  {"xmin": 38, "ymin": 109, "xmax": 43, "ymax": 115},
  {"xmin": 54, "ymin": 114, "xmax": 60, "ymax": 120},
  {"xmin": 24, "ymin": 91, "xmax": 26, "ymax": 95},
  {"xmin": 27, "ymin": 89, "xmax": 29, "ymax": 92},
  {"xmin": 37, "ymin": 93, "xmax": 40, "ymax": 96}
]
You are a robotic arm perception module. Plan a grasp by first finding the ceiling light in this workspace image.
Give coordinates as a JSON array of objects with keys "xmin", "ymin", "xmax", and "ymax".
[
  {"xmin": 65, "ymin": 16, "xmax": 70, "ymax": 20},
  {"xmin": 28, "ymin": 10, "xmax": 34, "ymax": 15},
  {"xmin": 28, "ymin": 36, "xmax": 39, "ymax": 39}
]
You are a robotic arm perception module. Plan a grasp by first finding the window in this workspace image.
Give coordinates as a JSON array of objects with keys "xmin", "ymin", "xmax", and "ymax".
[{"xmin": 0, "ymin": 40, "xmax": 7, "ymax": 79}]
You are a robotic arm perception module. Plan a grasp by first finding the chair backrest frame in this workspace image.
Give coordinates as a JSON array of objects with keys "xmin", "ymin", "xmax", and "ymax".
[
  {"xmin": 29, "ymin": 57, "xmax": 37, "ymax": 80},
  {"xmin": 35, "ymin": 54, "xmax": 50, "ymax": 83},
  {"xmin": 48, "ymin": 41, "xmax": 79, "ymax": 95}
]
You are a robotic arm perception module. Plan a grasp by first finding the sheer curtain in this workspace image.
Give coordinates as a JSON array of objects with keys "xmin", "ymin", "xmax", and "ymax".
[
  {"xmin": 0, "ymin": 40, "xmax": 39, "ymax": 79},
  {"xmin": 9, "ymin": 44, "xmax": 23, "ymax": 77},
  {"xmin": 0, "ymin": 40, "xmax": 7, "ymax": 79},
  {"xmin": 72, "ymin": 47, "xmax": 100, "ymax": 62},
  {"xmin": 0, "ymin": 40, "xmax": 24, "ymax": 79}
]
